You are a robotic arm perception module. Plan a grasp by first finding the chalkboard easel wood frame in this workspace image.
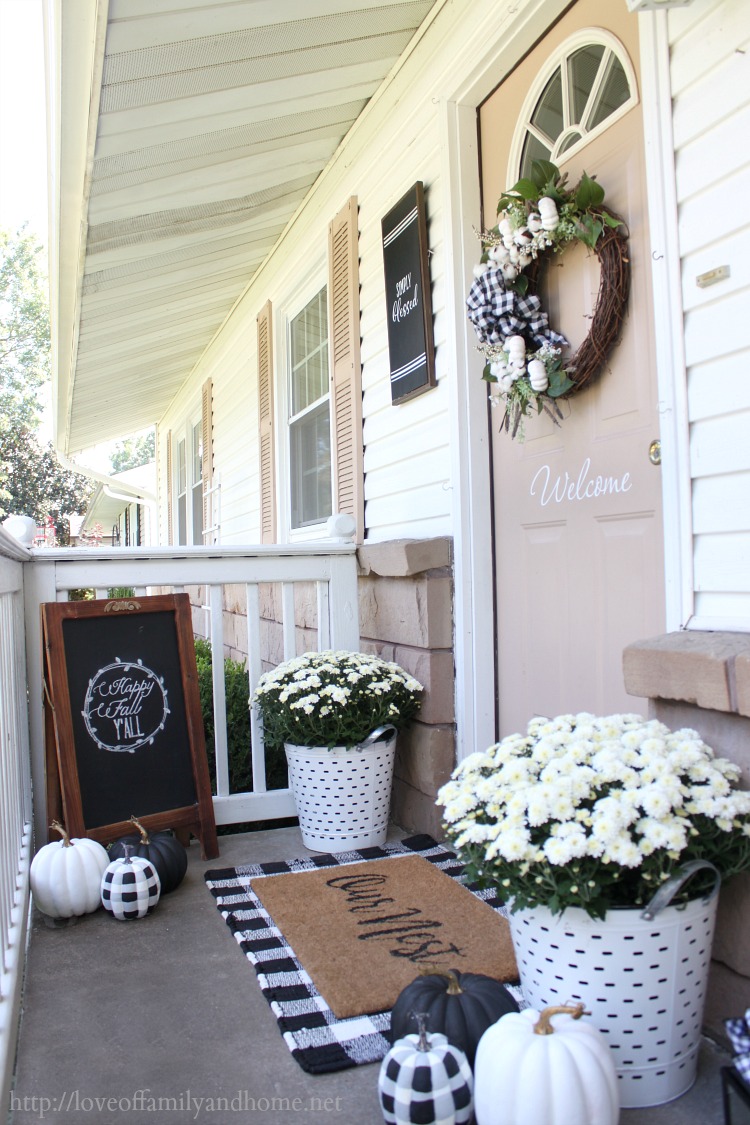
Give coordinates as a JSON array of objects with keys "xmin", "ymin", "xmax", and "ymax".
[{"xmin": 42, "ymin": 593, "xmax": 219, "ymax": 859}]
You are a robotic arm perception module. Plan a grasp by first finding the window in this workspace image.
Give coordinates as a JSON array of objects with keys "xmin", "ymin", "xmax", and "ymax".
[
  {"xmin": 510, "ymin": 33, "xmax": 637, "ymax": 180},
  {"xmin": 175, "ymin": 416, "xmax": 203, "ymax": 545},
  {"xmin": 176, "ymin": 436, "xmax": 187, "ymax": 544},
  {"xmin": 191, "ymin": 420, "xmax": 203, "ymax": 544},
  {"xmin": 256, "ymin": 196, "xmax": 362, "ymax": 545},
  {"xmin": 288, "ymin": 287, "xmax": 332, "ymax": 530}
]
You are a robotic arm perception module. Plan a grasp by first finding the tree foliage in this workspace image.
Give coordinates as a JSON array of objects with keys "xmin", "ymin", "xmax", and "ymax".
[
  {"xmin": 0, "ymin": 227, "xmax": 48, "ymax": 426},
  {"xmin": 110, "ymin": 430, "xmax": 156, "ymax": 473},
  {"xmin": 0, "ymin": 228, "xmax": 93, "ymax": 536}
]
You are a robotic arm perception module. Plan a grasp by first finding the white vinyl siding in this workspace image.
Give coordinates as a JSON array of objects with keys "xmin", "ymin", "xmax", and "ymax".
[
  {"xmin": 669, "ymin": 0, "xmax": 750, "ymax": 628},
  {"xmin": 156, "ymin": 3, "xmax": 458, "ymax": 546}
]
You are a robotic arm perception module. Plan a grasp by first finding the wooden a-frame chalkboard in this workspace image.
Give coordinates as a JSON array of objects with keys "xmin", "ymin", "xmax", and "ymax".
[{"xmin": 42, "ymin": 593, "xmax": 218, "ymax": 858}]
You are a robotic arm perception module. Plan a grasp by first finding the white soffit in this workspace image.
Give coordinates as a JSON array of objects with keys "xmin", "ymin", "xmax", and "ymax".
[{"xmin": 58, "ymin": 0, "xmax": 438, "ymax": 453}]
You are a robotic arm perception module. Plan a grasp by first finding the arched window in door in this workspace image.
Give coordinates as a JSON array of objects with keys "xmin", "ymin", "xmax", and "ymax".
[{"xmin": 510, "ymin": 31, "xmax": 638, "ymax": 182}]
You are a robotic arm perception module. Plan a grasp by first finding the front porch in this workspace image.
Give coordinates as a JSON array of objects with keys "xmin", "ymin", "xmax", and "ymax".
[
  {"xmin": 10, "ymin": 826, "xmax": 729, "ymax": 1125},
  {"xmin": 0, "ymin": 530, "xmax": 736, "ymax": 1124}
]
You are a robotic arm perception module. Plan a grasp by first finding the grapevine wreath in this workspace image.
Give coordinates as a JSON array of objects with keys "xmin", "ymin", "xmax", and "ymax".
[{"xmin": 466, "ymin": 160, "xmax": 630, "ymax": 439}]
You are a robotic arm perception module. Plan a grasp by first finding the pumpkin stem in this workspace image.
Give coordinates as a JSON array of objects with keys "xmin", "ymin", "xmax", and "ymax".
[
  {"xmin": 50, "ymin": 820, "xmax": 71, "ymax": 847},
  {"xmin": 121, "ymin": 843, "xmax": 133, "ymax": 863},
  {"xmin": 414, "ymin": 1012, "xmax": 431, "ymax": 1052},
  {"xmin": 533, "ymin": 1003, "xmax": 588, "ymax": 1036},
  {"xmin": 129, "ymin": 816, "xmax": 150, "ymax": 844},
  {"xmin": 417, "ymin": 966, "xmax": 463, "ymax": 995}
]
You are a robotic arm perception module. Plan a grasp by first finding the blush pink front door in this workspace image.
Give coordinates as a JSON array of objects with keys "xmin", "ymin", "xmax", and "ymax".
[{"xmin": 478, "ymin": 0, "xmax": 665, "ymax": 737}]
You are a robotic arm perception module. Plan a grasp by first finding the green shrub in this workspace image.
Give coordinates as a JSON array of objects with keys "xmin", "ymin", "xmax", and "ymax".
[
  {"xmin": 194, "ymin": 638, "xmax": 288, "ymax": 799},
  {"xmin": 67, "ymin": 586, "xmax": 135, "ymax": 601}
]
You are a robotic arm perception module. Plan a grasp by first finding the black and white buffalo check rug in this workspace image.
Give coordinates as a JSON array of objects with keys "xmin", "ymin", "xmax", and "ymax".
[{"xmin": 204, "ymin": 834, "xmax": 521, "ymax": 1074}]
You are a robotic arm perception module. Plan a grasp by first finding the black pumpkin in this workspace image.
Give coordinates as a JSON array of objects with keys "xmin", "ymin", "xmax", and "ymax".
[
  {"xmin": 390, "ymin": 968, "xmax": 519, "ymax": 1067},
  {"xmin": 108, "ymin": 817, "xmax": 187, "ymax": 894}
]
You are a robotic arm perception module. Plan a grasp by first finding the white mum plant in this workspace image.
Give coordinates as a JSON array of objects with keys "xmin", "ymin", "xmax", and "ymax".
[
  {"xmin": 253, "ymin": 650, "xmax": 423, "ymax": 750},
  {"xmin": 437, "ymin": 713, "xmax": 750, "ymax": 919}
]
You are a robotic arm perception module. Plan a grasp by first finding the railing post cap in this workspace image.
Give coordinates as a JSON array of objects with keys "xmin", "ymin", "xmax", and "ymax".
[
  {"xmin": 2, "ymin": 515, "xmax": 37, "ymax": 548},
  {"xmin": 326, "ymin": 513, "xmax": 357, "ymax": 542}
]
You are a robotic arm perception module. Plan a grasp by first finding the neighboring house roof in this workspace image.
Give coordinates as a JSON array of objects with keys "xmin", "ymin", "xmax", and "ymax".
[
  {"xmin": 47, "ymin": 0, "xmax": 443, "ymax": 455},
  {"xmin": 79, "ymin": 462, "xmax": 157, "ymax": 538}
]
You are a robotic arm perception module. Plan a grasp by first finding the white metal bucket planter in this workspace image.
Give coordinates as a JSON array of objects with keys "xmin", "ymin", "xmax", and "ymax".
[
  {"xmin": 507, "ymin": 860, "xmax": 720, "ymax": 1109},
  {"xmin": 285, "ymin": 724, "xmax": 397, "ymax": 853}
]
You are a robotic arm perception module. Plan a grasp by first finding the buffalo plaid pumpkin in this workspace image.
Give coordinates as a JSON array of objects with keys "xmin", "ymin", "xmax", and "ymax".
[
  {"xmin": 378, "ymin": 1025, "xmax": 473, "ymax": 1125},
  {"xmin": 101, "ymin": 851, "xmax": 160, "ymax": 921}
]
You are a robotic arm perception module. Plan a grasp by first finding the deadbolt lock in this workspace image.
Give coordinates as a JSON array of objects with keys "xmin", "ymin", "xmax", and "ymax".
[{"xmin": 649, "ymin": 440, "xmax": 662, "ymax": 466}]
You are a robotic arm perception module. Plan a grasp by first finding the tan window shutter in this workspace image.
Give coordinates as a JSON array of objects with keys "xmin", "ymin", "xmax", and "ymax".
[
  {"xmin": 201, "ymin": 378, "xmax": 213, "ymax": 542},
  {"xmin": 328, "ymin": 196, "xmax": 364, "ymax": 543},
  {"xmin": 165, "ymin": 429, "xmax": 174, "ymax": 544},
  {"xmin": 257, "ymin": 300, "xmax": 276, "ymax": 543}
]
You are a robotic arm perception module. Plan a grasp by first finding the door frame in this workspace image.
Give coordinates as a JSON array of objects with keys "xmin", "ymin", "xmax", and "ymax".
[{"xmin": 440, "ymin": 1, "xmax": 692, "ymax": 760}]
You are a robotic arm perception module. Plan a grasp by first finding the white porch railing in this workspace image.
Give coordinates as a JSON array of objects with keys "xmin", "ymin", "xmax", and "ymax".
[
  {"xmin": 0, "ymin": 529, "xmax": 33, "ymax": 1120},
  {"xmin": 1, "ymin": 532, "xmax": 359, "ymax": 1111},
  {"xmin": 23, "ymin": 541, "xmax": 360, "ymax": 845}
]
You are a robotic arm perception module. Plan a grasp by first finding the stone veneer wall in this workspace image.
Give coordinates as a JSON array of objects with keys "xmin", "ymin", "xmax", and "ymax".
[
  {"xmin": 188, "ymin": 537, "xmax": 456, "ymax": 840},
  {"xmin": 623, "ymin": 631, "xmax": 750, "ymax": 1042},
  {"xmin": 357, "ymin": 538, "xmax": 455, "ymax": 840}
]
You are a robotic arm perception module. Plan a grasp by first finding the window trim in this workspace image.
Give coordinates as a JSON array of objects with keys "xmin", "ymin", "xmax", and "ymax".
[
  {"xmin": 507, "ymin": 29, "xmax": 639, "ymax": 184},
  {"xmin": 275, "ymin": 258, "xmax": 332, "ymax": 543}
]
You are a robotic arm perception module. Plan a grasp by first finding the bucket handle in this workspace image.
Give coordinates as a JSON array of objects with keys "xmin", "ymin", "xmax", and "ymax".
[
  {"xmin": 358, "ymin": 724, "xmax": 398, "ymax": 749},
  {"xmin": 640, "ymin": 859, "xmax": 721, "ymax": 921}
]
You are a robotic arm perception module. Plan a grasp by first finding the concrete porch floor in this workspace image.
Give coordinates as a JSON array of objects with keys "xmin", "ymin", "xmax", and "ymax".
[{"xmin": 9, "ymin": 825, "xmax": 731, "ymax": 1125}]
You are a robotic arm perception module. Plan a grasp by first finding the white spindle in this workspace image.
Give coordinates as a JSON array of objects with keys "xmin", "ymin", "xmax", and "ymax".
[
  {"xmin": 246, "ymin": 582, "xmax": 267, "ymax": 793},
  {"xmin": 208, "ymin": 584, "xmax": 230, "ymax": 797},
  {"xmin": 281, "ymin": 582, "xmax": 296, "ymax": 659}
]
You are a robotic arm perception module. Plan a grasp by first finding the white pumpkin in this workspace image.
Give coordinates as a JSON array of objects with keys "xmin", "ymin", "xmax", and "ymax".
[
  {"xmin": 473, "ymin": 1004, "xmax": 619, "ymax": 1125},
  {"xmin": 498, "ymin": 217, "xmax": 515, "ymax": 248},
  {"xmin": 528, "ymin": 359, "xmax": 549, "ymax": 392},
  {"xmin": 538, "ymin": 196, "xmax": 560, "ymax": 231},
  {"xmin": 506, "ymin": 335, "xmax": 526, "ymax": 359},
  {"xmin": 30, "ymin": 821, "xmax": 110, "ymax": 918}
]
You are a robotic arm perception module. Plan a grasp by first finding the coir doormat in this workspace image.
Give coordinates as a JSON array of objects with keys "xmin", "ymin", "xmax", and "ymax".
[
  {"xmin": 205, "ymin": 834, "xmax": 521, "ymax": 1074},
  {"xmin": 251, "ymin": 853, "xmax": 517, "ymax": 1020}
]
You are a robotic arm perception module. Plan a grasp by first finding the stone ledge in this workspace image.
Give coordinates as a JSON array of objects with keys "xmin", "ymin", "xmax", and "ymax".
[
  {"xmin": 357, "ymin": 537, "xmax": 452, "ymax": 578},
  {"xmin": 623, "ymin": 631, "xmax": 750, "ymax": 714},
  {"xmin": 737, "ymin": 653, "xmax": 750, "ymax": 718}
]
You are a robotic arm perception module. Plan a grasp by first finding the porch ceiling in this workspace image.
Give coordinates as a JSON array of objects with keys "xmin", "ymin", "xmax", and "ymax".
[{"xmin": 51, "ymin": 0, "xmax": 441, "ymax": 455}]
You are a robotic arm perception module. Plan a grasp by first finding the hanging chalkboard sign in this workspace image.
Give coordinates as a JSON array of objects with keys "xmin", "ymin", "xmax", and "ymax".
[
  {"xmin": 381, "ymin": 181, "xmax": 437, "ymax": 404},
  {"xmin": 42, "ymin": 593, "xmax": 218, "ymax": 858}
]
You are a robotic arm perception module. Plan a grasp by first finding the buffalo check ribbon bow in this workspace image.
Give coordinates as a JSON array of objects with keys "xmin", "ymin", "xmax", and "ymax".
[
  {"xmin": 725, "ymin": 1012, "xmax": 750, "ymax": 1084},
  {"xmin": 466, "ymin": 265, "xmax": 568, "ymax": 351}
]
